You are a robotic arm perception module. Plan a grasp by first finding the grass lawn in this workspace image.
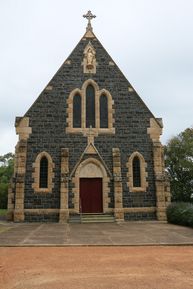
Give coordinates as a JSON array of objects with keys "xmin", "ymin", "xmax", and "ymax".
[{"xmin": 0, "ymin": 209, "xmax": 7, "ymax": 216}]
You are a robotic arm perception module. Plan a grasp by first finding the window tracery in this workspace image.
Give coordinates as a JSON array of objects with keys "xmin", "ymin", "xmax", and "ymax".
[{"xmin": 66, "ymin": 79, "xmax": 115, "ymax": 134}]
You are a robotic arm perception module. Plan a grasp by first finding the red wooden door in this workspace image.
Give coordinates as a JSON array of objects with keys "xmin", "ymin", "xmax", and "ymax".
[{"xmin": 80, "ymin": 178, "xmax": 103, "ymax": 213}]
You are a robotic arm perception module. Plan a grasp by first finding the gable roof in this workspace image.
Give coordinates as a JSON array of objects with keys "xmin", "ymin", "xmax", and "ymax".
[{"xmin": 24, "ymin": 25, "xmax": 162, "ymax": 129}]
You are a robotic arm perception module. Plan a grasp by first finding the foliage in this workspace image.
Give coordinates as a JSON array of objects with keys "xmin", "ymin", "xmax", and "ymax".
[
  {"xmin": 166, "ymin": 202, "xmax": 193, "ymax": 228},
  {"xmin": 165, "ymin": 127, "xmax": 193, "ymax": 202},
  {"xmin": 0, "ymin": 153, "xmax": 14, "ymax": 209},
  {"xmin": 0, "ymin": 209, "xmax": 7, "ymax": 216}
]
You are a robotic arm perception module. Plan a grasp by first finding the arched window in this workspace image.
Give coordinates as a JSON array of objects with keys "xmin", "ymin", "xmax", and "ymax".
[
  {"xmin": 73, "ymin": 94, "xmax": 81, "ymax": 128},
  {"xmin": 132, "ymin": 156, "xmax": 141, "ymax": 187},
  {"xmin": 86, "ymin": 85, "xmax": 95, "ymax": 128},
  {"xmin": 66, "ymin": 80, "xmax": 115, "ymax": 134},
  {"xmin": 39, "ymin": 156, "xmax": 48, "ymax": 188},
  {"xmin": 126, "ymin": 152, "xmax": 148, "ymax": 192},
  {"xmin": 100, "ymin": 94, "xmax": 108, "ymax": 128}
]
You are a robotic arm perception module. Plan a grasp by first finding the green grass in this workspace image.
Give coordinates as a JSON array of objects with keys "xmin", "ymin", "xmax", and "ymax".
[{"xmin": 0, "ymin": 209, "xmax": 7, "ymax": 216}]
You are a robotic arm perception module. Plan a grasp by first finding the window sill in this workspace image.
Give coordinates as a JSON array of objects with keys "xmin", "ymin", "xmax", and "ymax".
[
  {"xmin": 130, "ymin": 187, "xmax": 147, "ymax": 193},
  {"xmin": 66, "ymin": 127, "xmax": 115, "ymax": 134},
  {"xmin": 34, "ymin": 188, "xmax": 52, "ymax": 193}
]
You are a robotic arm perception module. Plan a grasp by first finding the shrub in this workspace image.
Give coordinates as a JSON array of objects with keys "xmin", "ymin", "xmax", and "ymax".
[
  {"xmin": 0, "ymin": 183, "xmax": 8, "ymax": 209},
  {"xmin": 166, "ymin": 202, "xmax": 193, "ymax": 228}
]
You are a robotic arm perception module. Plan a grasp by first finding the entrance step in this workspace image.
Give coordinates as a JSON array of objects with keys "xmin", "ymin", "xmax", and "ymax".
[
  {"xmin": 68, "ymin": 215, "xmax": 81, "ymax": 223},
  {"xmin": 68, "ymin": 214, "xmax": 115, "ymax": 223},
  {"xmin": 81, "ymin": 214, "xmax": 115, "ymax": 223}
]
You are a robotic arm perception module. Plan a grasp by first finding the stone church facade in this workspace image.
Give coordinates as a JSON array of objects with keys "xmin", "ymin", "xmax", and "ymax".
[{"xmin": 8, "ymin": 12, "xmax": 170, "ymax": 223}]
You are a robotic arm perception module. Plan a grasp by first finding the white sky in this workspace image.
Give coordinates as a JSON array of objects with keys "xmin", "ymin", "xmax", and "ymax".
[{"xmin": 0, "ymin": 0, "xmax": 193, "ymax": 155}]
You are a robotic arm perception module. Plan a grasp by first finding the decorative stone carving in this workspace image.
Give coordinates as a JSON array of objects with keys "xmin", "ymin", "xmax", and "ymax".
[
  {"xmin": 79, "ymin": 162, "xmax": 103, "ymax": 178},
  {"xmin": 83, "ymin": 42, "xmax": 97, "ymax": 74},
  {"xmin": 87, "ymin": 48, "xmax": 94, "ymax": 67},
  {"xmin": 83, "ymin": 125, "xmax": 98, "ymax": 145}
]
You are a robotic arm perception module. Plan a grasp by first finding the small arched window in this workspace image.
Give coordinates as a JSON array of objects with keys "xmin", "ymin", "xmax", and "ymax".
[
  {"xmin": 39, "ymin": 156, "xmax": 48, "ymax": 188},
  {"xmin": 133, "ymin": 156, "xmax": 141, "ymax": 187},
  {"xmin": 100, "ymin": 94, "xmax": 108, "ymax": 128},
  {"xmin": 73, "ymin": 94, "xmax": 81, "ymax": 128},
  {"xmin": 86, "ymin": 85, "xmax": 95, "ymax": 128}
]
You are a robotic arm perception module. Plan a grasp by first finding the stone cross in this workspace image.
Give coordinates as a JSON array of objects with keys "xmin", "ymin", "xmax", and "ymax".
[
  {"xmin": 83, "ymin": 10, "xmax": 96, "ymax": 31},
  {"xmin": 83, "ymin": 125, "xmax": 98, "ymax": 144}
]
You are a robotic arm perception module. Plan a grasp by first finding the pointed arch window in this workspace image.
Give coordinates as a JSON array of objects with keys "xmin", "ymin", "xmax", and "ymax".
[
  {"xmin": 132, "ymin": 156, "xmax": 141, "ymax": 187},
  {"xmin": 73, "ymin": 94, "xmax": 81, "ymax": 128},
  {"xmin": 100, "ymin": 94, "xmax": 108, "ymax": 128},
  {"xmin": 39, "ymin": 156, "xmax": 48, "ymax": 188},
  {"xmin": 66, "ymin": 79, "xmax": 115, "ymax": 134},
  {"xmin": 126, "ymin": 152, "xmax": 148, "ymax": 192},
  {"xmin": 86, "ymin": 84, "xmax": 95, "ymax": 128},
  {"xmin": 32, "ymin": 152, "xmax": 55, "ymax": 193}
]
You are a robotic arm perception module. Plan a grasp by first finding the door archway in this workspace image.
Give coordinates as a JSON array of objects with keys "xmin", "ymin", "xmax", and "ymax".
[{"xmin": 73, "ymin": 158, "xmax": 110, "ymax": 213}]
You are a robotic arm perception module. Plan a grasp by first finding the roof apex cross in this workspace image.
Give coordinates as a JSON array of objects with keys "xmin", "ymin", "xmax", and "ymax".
[{"xmin": 83, "ymin": 10, "xmax": 96, "ymax": 32}]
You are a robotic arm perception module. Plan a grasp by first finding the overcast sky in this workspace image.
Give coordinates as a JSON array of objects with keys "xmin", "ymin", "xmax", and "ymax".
[{"xmin": 0, "ymin": 0, "xmax": 193, "ymax": 155}]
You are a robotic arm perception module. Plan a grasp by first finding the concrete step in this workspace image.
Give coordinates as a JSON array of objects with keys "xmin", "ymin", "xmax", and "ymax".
[
  {"xmin": 69, "ymin": 214, "xmax": 115, "ymax": 223},
  {"xmin": 68, "ymin": 215, "xmax": 81, "ymax": 223},
  {"xmin": 81, "ymin": 214, "xmax": 115, "ymax": 223},
  {"xmin": 81, "ymin": 218, "xmax": 115, "ymax": 223}
]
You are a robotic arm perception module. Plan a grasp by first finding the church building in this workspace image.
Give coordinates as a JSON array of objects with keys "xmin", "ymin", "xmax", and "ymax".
[{"xmin": 8, "ymin": 11, "xmax": 170, "ymax": 223}]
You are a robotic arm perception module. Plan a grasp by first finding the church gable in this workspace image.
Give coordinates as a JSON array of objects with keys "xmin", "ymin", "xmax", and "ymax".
[
  {"xmin": 24, "ymin": 13, "xmax": 159, "ymax": 134},
  {"xmin": 8, "ymin": 11, "xmax": 170, "ymax": 224},
  {"xmin": 24, "ymin": 28, "xmax": 161, "ymax": 143}
]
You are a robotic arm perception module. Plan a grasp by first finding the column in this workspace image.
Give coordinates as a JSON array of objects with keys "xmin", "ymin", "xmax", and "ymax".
[
  {"xmin": 59, "ymin": 148, "xmax": 69, "ymax": 222},
  {"xmin": 153, "ymin": 142, "xmax": 167, "ymax": 221},
  {"xmin": 112, "ymin": 148, "xmax": 124, "ymax": 221},
  {"xmin": 14, "ymin": 140, "xmax": 28, "ymax": 221}
]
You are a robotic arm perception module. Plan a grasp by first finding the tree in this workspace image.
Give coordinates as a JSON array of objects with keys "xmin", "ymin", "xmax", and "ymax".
[
  {"xmin": 0, "ymin": 153, "xmax": 14, "ymax": 209},
  {"xmin": 165, "ymin": 127, "xmax": 193, "ymax": 202}
]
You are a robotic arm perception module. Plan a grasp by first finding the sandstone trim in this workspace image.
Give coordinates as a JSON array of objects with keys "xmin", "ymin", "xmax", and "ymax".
[
  {"xmin": 24, "ymin": 209, "xmax": 59, "ymax": 214},
  {"xmin": 15, "ymin": 117, "xmax": 32, "ymax": 140},
  {"xmin": 123, "ymin": 207, "xmax": 156, "ymax": 213},
  {"xmin": 147, "ymin": 118, "xmax": 162, "ymax": 142},
  {"xmin": 12, "ymin": 117, "xmax": 32, "ymax": 222},
  {"xmin": 13, "ymin": 140, "xmax": 28, "ymax": 222},
  {"xmin": 66, "ymin": 79, "xmax": 115, "ymax": 134},
  {"xmin": 59, "ymin": 148, "xmax": 69, "ymax": 223},
  {"xmin": 32, "ymin": 151, "xmax": 55, "ymax": 193},
  {"xmin": 72, "ymin": 157, "xmax": 110, "ymax": 213},
  {"xmin": 113, "ymin": 148, "xmax": 124, "ymax": 221},
  {"xmin": 148, "ymin": 118, "xmax": 171, "ymax": 221},
  {"xmin": 126, "ymin": 151, "xmax": 148, "ymax": 192}
]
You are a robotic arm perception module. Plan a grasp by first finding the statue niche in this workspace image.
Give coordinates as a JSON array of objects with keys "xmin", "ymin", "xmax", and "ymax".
[
  {"xmin": 83, "ymin": 42, "xmax": 96, "ymax": 74},
  {"xmin": 87, "ymin": 48, "xmax": 95, "ymax": 68}
]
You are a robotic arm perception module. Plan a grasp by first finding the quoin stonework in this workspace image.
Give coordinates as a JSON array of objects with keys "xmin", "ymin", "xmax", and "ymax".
[{"xmin": 8, "ymin": 11, "xmax": 171, "ymax": 223}]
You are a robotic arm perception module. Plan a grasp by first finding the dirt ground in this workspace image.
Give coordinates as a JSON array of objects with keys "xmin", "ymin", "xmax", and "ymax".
[{"xmin": 0, "ymin": 246, "xmax": 193, "ymax": 289}]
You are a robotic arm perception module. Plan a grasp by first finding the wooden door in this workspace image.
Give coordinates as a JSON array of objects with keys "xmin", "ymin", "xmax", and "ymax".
[{"xmin": 80, "ymin": 178, "xmax": 103, "ymax": 213}]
